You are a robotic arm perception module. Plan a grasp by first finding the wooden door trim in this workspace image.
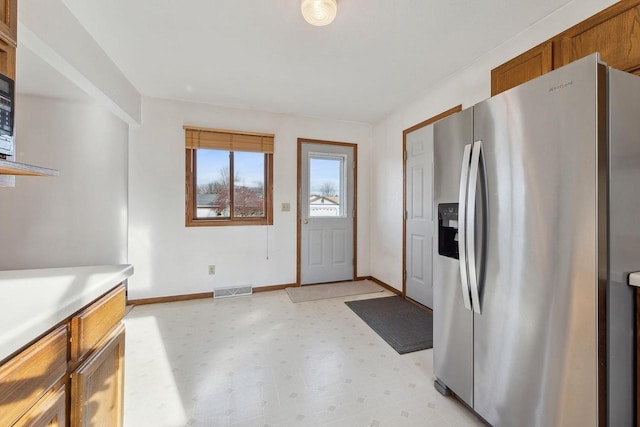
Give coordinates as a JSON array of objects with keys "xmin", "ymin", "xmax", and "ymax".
[
  {"xmin": 296, "ymin": 138, "xmax": 358, "ymax": 286},
  {"xmin": 402, "ymin": 105, "xmax": 462, "ymax": 300}
]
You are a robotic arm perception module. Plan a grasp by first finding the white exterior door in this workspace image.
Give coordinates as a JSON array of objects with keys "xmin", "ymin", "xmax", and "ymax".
[
  {"xmin": 405, "ymin": 124, "xmax": 433, "ymax": 308},
  {"xmin": 300, "ymin": 142, "xmax": 355, "ymax": 285}
]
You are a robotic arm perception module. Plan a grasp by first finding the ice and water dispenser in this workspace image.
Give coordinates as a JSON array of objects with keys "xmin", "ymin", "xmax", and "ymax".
[{"xmin": 438, "ymin": 203, "xmax": 459, "ymax": 259}]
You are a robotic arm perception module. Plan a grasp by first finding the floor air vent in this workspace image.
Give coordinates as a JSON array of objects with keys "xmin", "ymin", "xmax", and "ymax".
[{"xmin": 214, "ymin": 285, "xmax": 253, "ymax": 299}]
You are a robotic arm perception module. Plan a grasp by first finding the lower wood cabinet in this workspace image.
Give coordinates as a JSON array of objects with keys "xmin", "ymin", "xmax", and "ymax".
[
  {"xmin": 0, "ymin": 284, "xmax": 126, "ymax": 427},
  {"xmin": 70, "ymin": 286, "xmax": 126, "ymax": 363},
  {"xmin": 14, "ymin": 383, "xmax": 66, "ymax": 427},
  {"xmin": 0, "ymin": 326, "xmax": 67, "ymax": 426},
  {"xmin": 70, "ymin": 324, "xmax": 125, "ymax": 427}
]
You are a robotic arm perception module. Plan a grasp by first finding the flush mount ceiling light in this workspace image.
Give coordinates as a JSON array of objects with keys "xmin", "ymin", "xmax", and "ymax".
[{"xmin": 301, "ymin": 0, "xmax": 337, "ymax": 26}]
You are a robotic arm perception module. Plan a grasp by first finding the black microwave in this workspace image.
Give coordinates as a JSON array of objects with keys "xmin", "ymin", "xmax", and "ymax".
[{"xmin": 0, "ymin": 72, "xmax": 14, "ymax": 157}]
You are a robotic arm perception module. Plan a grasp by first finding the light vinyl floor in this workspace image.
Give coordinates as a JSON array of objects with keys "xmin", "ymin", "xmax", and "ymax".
[{"xmin": 123, "ymin": 289, "xmax": 483, "ymax": 427}]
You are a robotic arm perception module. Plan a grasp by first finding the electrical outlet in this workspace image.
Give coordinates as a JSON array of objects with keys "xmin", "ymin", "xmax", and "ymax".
[
  {"xmin": 281, "ymin": 202, "xmax": 290, "ymax": 212},
  {"xmin": 208, "ymin": 265, "xmax": 215, "ymax": 275}
]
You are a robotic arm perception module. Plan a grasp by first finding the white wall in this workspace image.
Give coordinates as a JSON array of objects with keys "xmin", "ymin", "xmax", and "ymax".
[
  {"xmin": 19, "ymin": 0, "xmax": 142, "ymax": 125},
  {"xmin": 128, "ymin": 97, "xmax": 372, "ymax": 300},
  {"xmin": 369, "ymin": 0, "xmax": 618, "ymax": 290},
  {"xmin": 0, "ymin": 95, "xmax": 129, "ymax": 269}
]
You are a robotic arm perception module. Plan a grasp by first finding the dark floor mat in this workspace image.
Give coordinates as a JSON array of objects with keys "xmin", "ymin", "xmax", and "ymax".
[{"xmin": 345, "ymin": 296, "xmax": 433, "ymax": 354}]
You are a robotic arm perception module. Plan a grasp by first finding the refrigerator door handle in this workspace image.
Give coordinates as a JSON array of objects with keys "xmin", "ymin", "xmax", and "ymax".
[
  {"xmin": 467, "ymin": 140, "xmax": 483, "ymax": 314},
  {"xmin": 458, "ymin": 143, "xmax": 473, "ymax": 311}
]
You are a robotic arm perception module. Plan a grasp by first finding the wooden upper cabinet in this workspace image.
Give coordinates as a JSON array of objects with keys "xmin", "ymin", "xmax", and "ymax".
[
  {"xmin": 0, "ymin": 35, "xmax": 15, "ymax": 79},
  {"xmin": 0, "ymin": 0, "xmax": 15, "ymax": 79},
  {"xmin": 0, "ymin": 0, "xmax": 17, "ymax": 45},
  {"xmin": 491, "ymin": 0, "xmax": 640, "ymax": 94},
  {"xmin": 558, "ymin": 1, "xmax": 640, "ymax": 74},
  {"xmin": 491, "ymin": 41, "xmax": 553, "ymax": 96}
]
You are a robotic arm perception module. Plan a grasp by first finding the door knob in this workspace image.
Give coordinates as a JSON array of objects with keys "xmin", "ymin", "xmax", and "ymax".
[{"xmin": 303, "ymin": 219, "xmax": 309, "ymax": 224}]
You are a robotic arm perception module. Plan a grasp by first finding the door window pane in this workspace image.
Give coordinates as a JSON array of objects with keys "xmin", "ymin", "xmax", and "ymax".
[
  {"xmin": 309, "ymin": 155, "xmax": 345, "ymax": 217},
  {"xmin": 196, "ymin": 149, "xmax": 230, "ymax": 218},
  {"xmin": 234, "ymin": 151, "xmax": 265, "ymax": 217}
]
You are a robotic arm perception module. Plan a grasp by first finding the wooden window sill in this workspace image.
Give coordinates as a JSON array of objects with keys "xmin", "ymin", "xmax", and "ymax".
[{"xmin": 186, "ymin": 218, "xmax": 273, "ymax": 227}]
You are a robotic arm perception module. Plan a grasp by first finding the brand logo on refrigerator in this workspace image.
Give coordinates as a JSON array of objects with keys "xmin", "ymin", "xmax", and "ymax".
[{"xmin": 548, "ymin": 80, "xmax": 574, "ymax": 93}]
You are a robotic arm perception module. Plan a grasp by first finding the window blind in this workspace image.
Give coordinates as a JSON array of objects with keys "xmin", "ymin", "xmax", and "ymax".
[{"xmin": 184, "ymin": 126, "xmax": 274, "ymax": 153}]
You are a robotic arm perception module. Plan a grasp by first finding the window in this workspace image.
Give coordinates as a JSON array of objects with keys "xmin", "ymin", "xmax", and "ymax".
[
  {"xmin": 185, "ymin": 126, "xmax": 273, "ymax": 226},
  {"xmin": 308, "ymin": 154, "xmax": 346, "ymax": 217}
]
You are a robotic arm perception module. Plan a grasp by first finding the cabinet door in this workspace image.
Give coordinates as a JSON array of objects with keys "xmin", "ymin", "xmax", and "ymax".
[
  {"xmin": 70, "ymin": 284, "xmax": 125, "ymax": 363},
  {"xmin": 0, "ymin": 35, "xmax": 15, "ymax": 79},
  {"xmin": 491, "ymin": 41, "xmax": 553, "ymax": 96},
  {"xmin": 0, "ymin": 0, "xmax": 16, "ymax": 45},
  {"xmin": 70, "ymin": 324, "xmax": 125, "ymax": 427},
  {"xmin": 0, "ymin": 326, "xmax": 68, "ymax": 426},
  {"xmin": 559, "ymin": 1, "xmax": 640, "ymax": 75},
  {"xmin": 13, "ymin": 384, "xmax": 66, "ymax": 427}
]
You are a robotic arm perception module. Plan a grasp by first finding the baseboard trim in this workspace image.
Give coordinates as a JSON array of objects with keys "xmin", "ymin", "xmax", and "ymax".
[
  {"xmin": 366, "ymin": 276, "xmax": 402, "ymax": 296},
  {"xmin": 367, "ymin": 277, "xmax": 431, "ymax": 311},
  {"xmin": 127, "ymin": 292, "xmax": 213, "ymax": 306},
  {"xmin": 405, "ymin": 296, "xmax": 433, "ymax": 313},
  {"xmin": 127, "ymin": 279, "xmax": 388, "ymax": 305},
  {"xmin": 253, "ymin": 283, "xmax": 298, "ymax": 293},
  {"xmin": 128, "ymin": 283, "xmax": 299, "ymax": 304}
]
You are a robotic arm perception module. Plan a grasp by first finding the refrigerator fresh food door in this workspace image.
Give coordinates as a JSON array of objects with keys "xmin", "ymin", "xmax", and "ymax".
[
  {"xmin": 433, "ymin": 107, "xmax": 474, "ymax": 406},
  {"xmin": 472, "ymin": 54, "xmax": 602, "ymax": 426},
  {"xmin": 466, "ymin": 140, "xmax": 484, "ymax": 315},
  {"xmin": 606, "ymin": 67, "xmax": 640, "ymax": 426},
  {"xmin": 458, "ymin": 142, "xmax": 473, "ymax": 311}
]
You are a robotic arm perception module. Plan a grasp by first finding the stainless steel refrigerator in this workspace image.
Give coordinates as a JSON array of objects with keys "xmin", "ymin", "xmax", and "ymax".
[{"xmin": 432, "ymin": 53, "xmax": 639, "ymax": 426}]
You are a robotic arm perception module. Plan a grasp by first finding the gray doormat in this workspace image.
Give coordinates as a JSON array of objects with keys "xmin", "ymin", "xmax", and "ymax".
[
  {"xmin": 345, "ymin": 296, "xmax": 433, "ymax": 354},
  {"xmin": 285, "ymin": 280, "xmax": 383, "ymax": 303}
]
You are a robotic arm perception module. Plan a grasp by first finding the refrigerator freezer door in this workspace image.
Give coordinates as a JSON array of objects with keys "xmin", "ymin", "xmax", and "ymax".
[
  {"xmin": 472, "ymin": 55, "xmax": 602, "ymax": 426},
  {"xmin": 433, "ymin": 107, "xmax": 474, "ymax": 406}
]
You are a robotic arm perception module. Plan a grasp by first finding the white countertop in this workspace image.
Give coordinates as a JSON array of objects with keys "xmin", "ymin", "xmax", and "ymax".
[
  {"xmin": 630, "ymin": 272, "xmax": 640, "ymax": 287},
  {"xmin": 0, "ymin": 264, "xmax": 133, "ymax": 362}
]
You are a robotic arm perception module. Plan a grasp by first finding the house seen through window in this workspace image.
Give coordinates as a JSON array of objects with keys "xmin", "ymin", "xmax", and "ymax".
[
  {"xmin": 308, "ymin": 155, "xmax": 345, "ymax": 217},
  {"xmin": 185, "ymin": 126, "xmax": 273, "ymax": 226}
]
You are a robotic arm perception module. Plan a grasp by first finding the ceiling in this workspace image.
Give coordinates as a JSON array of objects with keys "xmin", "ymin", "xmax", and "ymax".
[{"xmin": 31, "ymin": 0, "xmax": 574, "ymax": 123}]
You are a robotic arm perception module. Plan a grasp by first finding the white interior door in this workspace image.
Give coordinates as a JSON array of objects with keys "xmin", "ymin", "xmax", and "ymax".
[
  {"xmin": 405, "ymin": 124, "xmax": 434, "ymax": 308},
  {"xmin": 300, "ymin": 142, "xmax": 354, "ymax": 285}
]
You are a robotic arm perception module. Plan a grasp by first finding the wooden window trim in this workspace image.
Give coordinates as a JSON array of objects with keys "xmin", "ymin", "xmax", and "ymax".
[{"xmin": 185, "ymin": 127, "xmax": 274, "ymax": 227}]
